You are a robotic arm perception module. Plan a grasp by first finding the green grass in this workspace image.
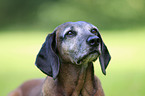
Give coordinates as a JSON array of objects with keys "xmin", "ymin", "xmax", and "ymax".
[{"xmin": 0, "ymin": 28, "xmax": 145, "ymax": 96}]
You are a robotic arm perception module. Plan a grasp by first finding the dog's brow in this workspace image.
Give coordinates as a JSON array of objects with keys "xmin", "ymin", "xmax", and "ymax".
[
  {"xmin": 64, "ymin": 26, "xmax": 75, "ymax": 32},
  {"xmin": 62, "ymin": 26, "xmax": 73, "ymax": 37}
]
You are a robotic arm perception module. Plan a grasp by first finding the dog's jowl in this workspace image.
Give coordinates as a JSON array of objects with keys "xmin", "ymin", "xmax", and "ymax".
[{"xmin": 8, "ymin": 21, "xmax": 111, "ymax": 96}]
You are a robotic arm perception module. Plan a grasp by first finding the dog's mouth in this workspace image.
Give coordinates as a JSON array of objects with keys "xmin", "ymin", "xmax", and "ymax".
[{"xmin": 76, "ymin": 50, "xmax": 100, "ymax": 64}]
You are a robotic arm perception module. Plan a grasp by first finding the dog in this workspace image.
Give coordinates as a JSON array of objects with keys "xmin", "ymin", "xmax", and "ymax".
[{"xmin": 8, "ymin": 21, "xmax": 111, "ymax": 96}]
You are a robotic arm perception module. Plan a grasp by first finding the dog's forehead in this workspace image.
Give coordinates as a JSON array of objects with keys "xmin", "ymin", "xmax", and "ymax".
[
  {"xmin": 56, "ymin": 21, "xmax": 98, "ymax": 36},
  {"xmin": 62, "ymin": 21, "xmax": 95, "ymax": 30}
]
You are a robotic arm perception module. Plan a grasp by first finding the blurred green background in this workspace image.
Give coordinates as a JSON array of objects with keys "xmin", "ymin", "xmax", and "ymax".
[{"xmin": 0, "ymin": 0, "xmax": 145, "ymax": 96}]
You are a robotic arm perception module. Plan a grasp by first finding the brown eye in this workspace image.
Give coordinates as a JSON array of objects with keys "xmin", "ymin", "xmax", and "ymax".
[
  {"xmin": 66, "ymin": 31, "xmax": 73, "ymax": 36},
  {"xmin": 65, "ymin": 30, "xmax": 76, "ymax": 37},
  {"xmin": 91, "ymin": 29, "xmax": 98, "ymax": 34}
]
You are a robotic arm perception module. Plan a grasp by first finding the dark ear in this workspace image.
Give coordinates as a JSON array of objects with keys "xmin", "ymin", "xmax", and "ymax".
[
  {"xmin": 98, "ymin": 33, "xmax": 111, "ymax": 75},
  {"xmin": 35, "ymin": 32, "xmax": 60, "ymax": 79}
]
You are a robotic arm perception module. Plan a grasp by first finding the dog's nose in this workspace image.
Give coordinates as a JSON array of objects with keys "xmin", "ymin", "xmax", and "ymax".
[{"xmin": 87, "ymin": 36, "xmax": 100, "ymax": 47}]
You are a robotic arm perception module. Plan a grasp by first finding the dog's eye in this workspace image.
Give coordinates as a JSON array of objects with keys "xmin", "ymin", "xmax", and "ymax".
[
  {"xmin": 91, "ymin": 29, "xmax": 98, "ymax": 35},
  {"xmin": 65, "ymin": 31, "xmax": 76, "ymax": 37}
]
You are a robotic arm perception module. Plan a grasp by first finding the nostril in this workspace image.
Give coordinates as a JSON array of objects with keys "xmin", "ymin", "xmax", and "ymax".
[
  {"xmin": 87, "ymin": 36, "xmax": 100, "ymax": 46},
  {"xmin": 89, "ymin": 39, "xmax": 96, "ymax": 46}
]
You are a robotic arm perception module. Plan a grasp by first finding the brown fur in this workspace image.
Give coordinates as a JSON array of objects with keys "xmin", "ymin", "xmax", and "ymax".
[
  {"xmin": 8, "ymin": 64, "xmax": 104, "ymax": 96},
  {"xmin": 8, "ymin": 79, "xmax": 44, "ymax": 96}
]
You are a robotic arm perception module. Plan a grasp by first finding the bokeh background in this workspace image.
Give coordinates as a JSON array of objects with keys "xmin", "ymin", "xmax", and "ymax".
[{"xmin": 0, "ymin": 0, "xmax": 145, "ymax": 96}]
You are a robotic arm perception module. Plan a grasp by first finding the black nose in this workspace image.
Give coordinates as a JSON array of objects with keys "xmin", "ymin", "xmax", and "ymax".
[{"xmin": 87, "ymin": 36, "xmax": 100, "ymax": 47}]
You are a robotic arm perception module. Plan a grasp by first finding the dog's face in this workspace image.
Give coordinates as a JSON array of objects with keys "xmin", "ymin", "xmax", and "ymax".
[
  {"xmin": 56, "ymin": 21, "xmax": 101, "ymax": 65},
  {"xmin": 36, "ymin": 21, "xmax": 111, "ymax": 79}
]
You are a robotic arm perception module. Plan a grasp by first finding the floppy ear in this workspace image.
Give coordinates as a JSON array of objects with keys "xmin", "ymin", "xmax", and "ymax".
[
  {"xmin": 35, "ymin": 32, "xmax": 60, "ymax": 79},
  {"xmin": 98, "ymin": 33, "xmax": 111, "ymax": 75}
]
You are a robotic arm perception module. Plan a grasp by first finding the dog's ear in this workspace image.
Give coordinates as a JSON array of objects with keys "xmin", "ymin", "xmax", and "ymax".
[
  {"xmin": 98, "ymin": 33, "xmax": 111, "ymax": 75},
  {"xmin": 35, "ymin": 32, "xmax": 60, "ymax": 79}
]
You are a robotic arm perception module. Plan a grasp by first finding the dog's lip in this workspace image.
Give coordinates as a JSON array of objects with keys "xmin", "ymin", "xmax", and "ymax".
[{"xmin": 77, "ymin": 50, "xmax": 99, "ymax": 64}]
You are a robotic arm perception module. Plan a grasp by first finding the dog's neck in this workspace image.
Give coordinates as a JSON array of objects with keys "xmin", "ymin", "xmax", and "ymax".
[{"xmin": 56, "ymin": 62, "xmax": 96, "ymax": 96}]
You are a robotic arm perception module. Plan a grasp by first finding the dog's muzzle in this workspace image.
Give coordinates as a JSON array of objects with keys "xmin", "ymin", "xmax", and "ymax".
[{"xmin": 76, "ymin": 36, "xmax": 101, "ymax": 65}]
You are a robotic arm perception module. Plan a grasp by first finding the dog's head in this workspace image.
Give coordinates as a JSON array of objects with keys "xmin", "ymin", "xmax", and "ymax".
[{"xmin": 35, "ymin": 21, "xmax": 111, "ymax": 79}]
